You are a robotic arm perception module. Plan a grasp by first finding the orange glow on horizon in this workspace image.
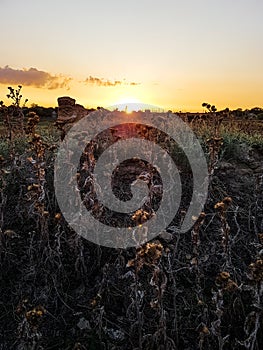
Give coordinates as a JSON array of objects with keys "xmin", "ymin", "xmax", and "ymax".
[{"xmin": 0, "ymin": 81, "xmax": 262, "ymax": 113}]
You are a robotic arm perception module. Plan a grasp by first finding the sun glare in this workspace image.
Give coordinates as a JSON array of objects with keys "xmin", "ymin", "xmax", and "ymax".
[
  {"xmin": 109, "ymin": 97, "xmax": 157, "ymax": 113},
  {"xmin": 117, "ymin": 97, "xmax": 141, "ymax": 105},
  {"xmin": 109, "ymin": 97, "xmax": 139, "ymax": 112}
]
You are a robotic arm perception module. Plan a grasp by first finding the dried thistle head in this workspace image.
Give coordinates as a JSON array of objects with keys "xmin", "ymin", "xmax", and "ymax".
[
  {"xmin": 132, "ymin": 209, "xmax": 151, "ymax": 225},
  {"xmin": 216, "ymin": 271, "xmax": 238, "ymax": 292},
  {"xmin": 127, "ymin": 241, "xmax": 163, "ymax": 270},
  {"xmin": 32, "ymin": 133, "xmax": 41, "ymax": 142},
  {"xmin": 55, "ymin": 213, "xmax": 62, "ymax": 220},
  {"xmin": 249, "ymin": 259, "xmax": 263, "ymax": 282},
  {"xmin": 214, "ymin": 201, "xmax": 225, "ymax": 211},
  {"xmin": 138, "ymin": 241, "xmax": 163, "ymax": 262},
  {"xmin": 25, "ymin": 305, "xmax": 46, "ymax": 327},
  {"xmin": 223, "ymin": 279, "xmax": 238, "ymax": 292},
  {"xmin": 222, "ymin": 197, "xmax": 232, "ymax": 206},
  {"xmin": 27, "ymin": 111, "xmax": 39, "ymax": 120},
  {"xmin": 214, "ymin": 197, "xmax": 232, "ymax": 213},
  {"xmin": 25, "ymin": 112, "xmax": 40, "ymax": 134},
  {"xmin": 216, "ymin": 271, "xmax": 230, "ymax": 283},
  {"xmin": 216, "ymin": 271, "xmax": 230, "ymax": 287}
]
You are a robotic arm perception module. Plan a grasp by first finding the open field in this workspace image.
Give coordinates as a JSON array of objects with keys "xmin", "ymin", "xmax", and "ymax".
[
  {"xmin": 1, "ymin": 0, "xmax": 263, "ymax": 347},
  {"xmin": 0, "ymin": 109, "xmax": 263, "ymax": 349}
]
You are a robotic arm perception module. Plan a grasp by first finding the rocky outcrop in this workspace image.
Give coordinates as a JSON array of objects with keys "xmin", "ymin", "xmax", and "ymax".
[{"xmin": 57, "ymin": 96, "xmax": 94, "ymax": 123}]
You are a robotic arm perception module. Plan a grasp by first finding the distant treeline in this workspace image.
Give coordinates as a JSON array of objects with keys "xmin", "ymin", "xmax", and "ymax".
[
  {"xmin": 19, "ymin": 104, "xmax": 263, "ymax": 121},
  {"xmin": 231, "ymin": 106, "xmax": 263, "ymax": 119},
  {"xmin": 22, "ymin": 104, "xmax": 58, "ymax": 120}
]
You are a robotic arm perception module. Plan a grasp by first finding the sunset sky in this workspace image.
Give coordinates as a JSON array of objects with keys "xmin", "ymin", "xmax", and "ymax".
[{"xmin": 0, "ymin": 0, "xmax": 262, "ymax": 111}]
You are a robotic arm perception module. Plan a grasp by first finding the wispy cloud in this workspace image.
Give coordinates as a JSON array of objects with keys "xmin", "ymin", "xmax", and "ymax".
[
  {"xmin": 84, "ymin": 76, "xmax": 140, "ymax": 87},
  {"xmin": 0, "ymin": 66, "xmax": 72, "ymax": 90},
  {"xmin": 84, "ymin": 76, "xmax": 122, "ymax": 87},
  {"xmin": 130, "ymin": 82, "xmax": 140, "ymax": 86},
  {"xmin": 0, "ymin": 67, "xmax": 140, "ymax": 90}
]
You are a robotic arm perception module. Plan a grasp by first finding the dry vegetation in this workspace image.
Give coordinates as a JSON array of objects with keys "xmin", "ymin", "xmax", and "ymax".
[{"xmin": 0, "ymin": 87, "xmax": 263, "ymax": 349}]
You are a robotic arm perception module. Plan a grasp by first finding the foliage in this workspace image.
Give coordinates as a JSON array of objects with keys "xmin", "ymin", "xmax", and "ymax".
[{"xmin": 0, "ymin": 95, "xmax": 262, "ymax": 349}]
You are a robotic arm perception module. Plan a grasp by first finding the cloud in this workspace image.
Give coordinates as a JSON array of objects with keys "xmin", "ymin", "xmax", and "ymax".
[
  {"xmin": 84, "ymin": 76, "xmax": 122, "ymax": 87},
  {"xmin": 129, "ymin": 82, "xmax": 140, "ymax": 86},
  {"xmin": 84, "ymin": 76, "xmax": 140, "ymax": 87},
  {"xmin": 0, "ymin": 67, "xmax": 140, "ymax": 90},
  {"xmin": 0, "ymin": 66, "xmax": 72, "ymax": 90}
]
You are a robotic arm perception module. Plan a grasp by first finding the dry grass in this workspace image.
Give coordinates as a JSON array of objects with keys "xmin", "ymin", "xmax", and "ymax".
[{"xmin": 0, "ymin": 97, "xmax": 262, "ymax": 349}]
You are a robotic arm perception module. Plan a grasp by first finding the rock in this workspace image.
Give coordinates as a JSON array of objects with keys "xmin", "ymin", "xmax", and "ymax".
[
  {"xmin": 57, "ymin": 96, "xmax": 76, "ymax": 107},
  {"xmin": 57, "ymin": 96, "xmax": 92, "ymax": 123}
]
